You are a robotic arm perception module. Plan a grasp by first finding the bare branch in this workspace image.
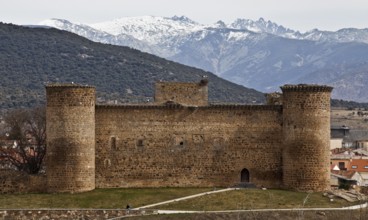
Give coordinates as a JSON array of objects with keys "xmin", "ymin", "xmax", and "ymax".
[{"xmin": 1, "ymin": 106, "xmax": 46, "ymax": 174}]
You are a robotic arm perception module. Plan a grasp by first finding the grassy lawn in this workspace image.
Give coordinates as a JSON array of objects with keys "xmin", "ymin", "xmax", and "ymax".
[
  {"xmin": 0, "ymin": 188, "xmax": 212, "ymax": 209},
  {"xmin": 156, "ymin": 189, "xmax": 362, "ymax": 211},
  {"xmin": 0, "ymin": 188, "xmax": 363, "ymax": 211}
]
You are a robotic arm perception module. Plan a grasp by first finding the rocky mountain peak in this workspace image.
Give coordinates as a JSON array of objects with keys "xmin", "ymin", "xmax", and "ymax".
[{"xmin": 37, "ymin": 16, "xmax": 368, "ymax": 102}]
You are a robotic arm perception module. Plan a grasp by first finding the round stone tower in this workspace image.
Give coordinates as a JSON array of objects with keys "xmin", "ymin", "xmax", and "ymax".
[
  {"xmin": 281, "ymin": 84, "xmax": 333, "ymax": 192},
  {"xmin": 46, "ymin": 84, "xmax": 95, "ymax": 193}
]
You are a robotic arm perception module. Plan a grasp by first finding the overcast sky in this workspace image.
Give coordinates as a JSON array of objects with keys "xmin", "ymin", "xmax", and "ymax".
[{"xmin": 1, "ymin": 0, "xmax": 368, "ymax": 32}]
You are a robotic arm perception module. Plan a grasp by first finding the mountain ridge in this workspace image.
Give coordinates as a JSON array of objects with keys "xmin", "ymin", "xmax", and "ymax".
[
  {"xmin": 37, "ymin": 16, "xmax": 368, "ymax": 102},
  {"xmin": 0, "ymin": 22, "xmax": 265, "ymax": 109}
]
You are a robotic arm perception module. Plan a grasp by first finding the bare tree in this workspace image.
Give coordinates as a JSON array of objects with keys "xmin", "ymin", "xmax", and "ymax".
[{"xmin": 0, "ymin": 107, "xmax": 46, "ymax": 174}]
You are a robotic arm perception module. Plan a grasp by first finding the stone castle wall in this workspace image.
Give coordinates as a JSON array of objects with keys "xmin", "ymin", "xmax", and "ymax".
[
  {"xmin": 40, "ymin": 81, "xmax": 332, "ymax": 193},
  {"xmin": 95, "ymin": 105, "xmax": 283, "ymax": 188},
  {"xmin": 281, "ymin": 85, "xmax": 332, "ymax": 191},
  {"xmin": 154, "ymin": 81, "xmax": 208, "ymax": 106},
  {"xmin": 46, "ymin": 85, "xmax": 96, "ymax": 193},
  {"xmin": 0, "ymin": 169, "xmax": 46, "ymax": 194}
]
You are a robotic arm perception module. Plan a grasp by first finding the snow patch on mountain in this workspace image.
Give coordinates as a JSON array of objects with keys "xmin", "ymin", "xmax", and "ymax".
[
  {"xmin": 227, "ymin": 31, "xmax": 250, "ymax": 41},
  {"xmin": 37, "ymin": 16, "xmax": 368, "ymax": 102},
  {"xmin": 90, "ymin": 16, "xmax": 204, "ymax": 45},
  {"xmin": 229, "ymin": 18, "xmax": 299, "ymax": 38}
]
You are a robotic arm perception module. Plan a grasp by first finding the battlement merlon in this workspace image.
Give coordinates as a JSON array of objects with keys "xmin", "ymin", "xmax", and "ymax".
[
  {"xmin": 45, "ymin": 83, "xmax": 95, "ymax": 89},
  {"xmin": 154, "ymin": 79, "xmax": 209, "ymax": 106},
  {"xmin": 280, "ymin": 84, "xmax": 333, "ymax": 93},
  {"xmin": 46, "ymin": 84, "xmax": 96, "ymax": 107}
]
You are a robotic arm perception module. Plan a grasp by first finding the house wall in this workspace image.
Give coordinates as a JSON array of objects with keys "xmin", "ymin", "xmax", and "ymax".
[
  {"xmin": 360, "ymin": 173, "xmax": 368, "ymax": 186},
  {"xmin": 352, "ymin": 172, "xmax": 364, "ymax": 186},
  {"xmin": 330, "ymin": 139, "xmax": 343, "ymax": 150},
  {"xmin": 356, "ymin": 141, "xmax": 368, "ymax": 149},
  {"xmin": 330, "ymin": 175, "xmax": 339, "ymax": 187},
  {"xmin": 95, "ymin": 105, "xmax": 283, "ymax": 188},
  {"xmin": 349, "ymin": 159, "xmax": 368, "ymax": 172},
  {"xmin": 331, "ymin": 159, "xmax": 351, "ymax": 170}
]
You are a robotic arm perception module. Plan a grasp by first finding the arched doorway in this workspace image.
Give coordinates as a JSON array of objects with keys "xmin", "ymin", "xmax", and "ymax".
[{"xmin": 240, "ymin": 168, "xmax": 250, "ymax": 182}]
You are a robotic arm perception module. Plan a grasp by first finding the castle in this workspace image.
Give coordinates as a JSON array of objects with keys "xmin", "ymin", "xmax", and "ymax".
[{"xmin": 45, "ymin": 80, "xmax": 333, "ymax": 193}]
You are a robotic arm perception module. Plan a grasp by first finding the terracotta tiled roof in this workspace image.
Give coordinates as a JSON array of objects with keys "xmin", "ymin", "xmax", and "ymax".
[{"xmin": 331, "ymin": 170, "xmax": 356, "ymax": 179}]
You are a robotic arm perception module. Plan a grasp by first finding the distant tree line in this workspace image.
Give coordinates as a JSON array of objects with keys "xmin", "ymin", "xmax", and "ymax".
[{"xmin": 331, "ymin": 99, "xmax": 368, "ymax": 109}]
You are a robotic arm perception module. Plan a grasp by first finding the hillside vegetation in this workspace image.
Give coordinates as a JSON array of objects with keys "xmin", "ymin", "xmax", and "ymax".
[
  {"xmin": 0, "ymin": 23, "xmax": 265, "ymax": 109},
  {"xmin": 42, "ymin": 17, "xmax": 368, "ymax": 103},
  {"xmin": 1, "ymin": 23, "xmax": 368, "ymax": 110}
]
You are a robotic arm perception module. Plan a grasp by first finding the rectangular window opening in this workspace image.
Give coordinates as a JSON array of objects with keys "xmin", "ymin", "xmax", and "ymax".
[
  {"xmin": 110, "ymin": 137, "xmax": 116, "ymax": 149},
  {"xmin": 137, "ymin": 139, "xmax": 144, "ymax": 147},
  {"xmin": 338, "ymin": 162, "xmax": 345, "ymax": 170}
]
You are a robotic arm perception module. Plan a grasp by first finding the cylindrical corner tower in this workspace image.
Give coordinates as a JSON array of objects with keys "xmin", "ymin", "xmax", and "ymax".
[
  {"xmin": 46, "ymin": 84, "xmax": 95, "ymax": 193},
  {"xmin": 281, "ymin": 84, "xmax": 333, "ymax": 192}
]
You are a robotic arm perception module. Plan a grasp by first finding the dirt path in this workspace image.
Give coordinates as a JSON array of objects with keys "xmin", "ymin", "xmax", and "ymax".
[{"xmin": 134, "ymin": 188, "xmax": 237, "ymax": 209}]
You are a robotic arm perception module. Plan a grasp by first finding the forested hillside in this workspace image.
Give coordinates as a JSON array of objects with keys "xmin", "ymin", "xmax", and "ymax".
[{"xmin": 0, "ymin": 23, "xmax": 265, "ymax": 109}]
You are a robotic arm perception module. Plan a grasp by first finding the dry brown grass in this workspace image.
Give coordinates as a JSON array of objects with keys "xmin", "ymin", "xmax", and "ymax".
[{"xmin": 331, "ymin": 109, "xmax": 368, "ymax": 129}]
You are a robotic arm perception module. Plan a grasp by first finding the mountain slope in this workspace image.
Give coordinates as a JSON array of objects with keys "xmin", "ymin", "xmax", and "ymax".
[
  {"xmin": 300, "ymin": 28, "xmax": 368, "ymax": 44},
  {"xmin": 39, "ymin": 19, "xmax": 161, "ymax": 55},
  {"xmin": 38, "ymin": 16, "xmax": 368, "ymax": 102},
  {"xmin": 170, "ymin": 28, "xmax": 368, "ymax": 97},
  {"xmin": 0, "ymin": 23, "xmax": 265, "ymax": 109}
]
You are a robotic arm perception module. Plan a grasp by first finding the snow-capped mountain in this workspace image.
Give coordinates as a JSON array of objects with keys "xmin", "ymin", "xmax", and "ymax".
[
  {"xmin": 38, "ymin": 18, "xmax": 161, "ymax": 55},
  {"xmin": 300, "ymin": 28, "xmax": 368, "ymax": 44},
  {"xmin": 38, "ymin": 16, "xmax": 368, "ymax": 102},
  {"xmin": 90, "ymin": 16, "xmax": 200, "ymax": 43},
  {"xmin": 228, "ymin": 18, "xmax": 300, "ymax": 39},
  {"xmin": 90, "ymin": 16, "xmax": 207, "ymax": 57}
]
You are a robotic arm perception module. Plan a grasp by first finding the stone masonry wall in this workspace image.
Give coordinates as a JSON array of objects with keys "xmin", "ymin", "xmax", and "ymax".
[
  {"xmin": 282, "ymin": 85, "xmax": 332, "ymax": 192},
  {"xmin": 154, "ymin": 81, "xmax": 208, "ymax": 106},
  {"xmin": 0, "ymin": 209, "xmax": 143, "ymax": 220},
  {"xmin": 0, "ymin": 169, "xmax": 46, "ymax": 194},
  {"xmin": 46, "ymin": 85, "xmax": 95, "ymax": 193},
  {"xmin": 95, "ymin": 105, "xmax": 283, "ymax": 188}
]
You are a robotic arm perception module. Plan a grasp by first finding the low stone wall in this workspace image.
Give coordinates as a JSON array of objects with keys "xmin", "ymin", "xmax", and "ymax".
[
  {"xmin": 0, "ymin": 209, "xmax": 151, "ymax": 220},
  {"xmin": 0, "ymin": 169, "xmax": 46, "ymax": 194},
  {"xmin": 360, "ymin": 186, "xmax": 368, "ymax": 195},
  {"xmin": 1, "ymin": 208, "xmax": 368, "ymax": 220}
]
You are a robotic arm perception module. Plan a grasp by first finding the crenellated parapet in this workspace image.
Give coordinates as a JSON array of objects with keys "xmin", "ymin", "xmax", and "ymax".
[
  {"xmin": 46, "ymin": 84, "xmax": 95, "ymax": 107},
  {"xmin": 281, "ymin": 84, "xmax": 333, "ymax": 92},
  {"xmin": 154, "ymin": 80, "xmax": 208, "ymax": 106}
]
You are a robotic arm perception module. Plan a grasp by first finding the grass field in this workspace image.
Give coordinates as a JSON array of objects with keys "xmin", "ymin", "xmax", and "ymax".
[
  {"xmin": 0, "ymin": 188, "xmax": 212, "ymax": 209},
  {"xmin": 0, "ymin": 188, "xmax": 362, "ymax": 210}
]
